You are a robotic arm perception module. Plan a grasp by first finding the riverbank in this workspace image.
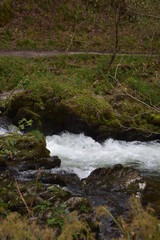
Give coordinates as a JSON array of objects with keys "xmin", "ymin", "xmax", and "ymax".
[
  {"xmin": 0, "ymin": 53, "xmax": 160, "ymax": 239},
  {"xmin": 0, "ymin": 54, "xmax": 160, "ymax": 141},
  {"xmin": 1, "ymin": 121, "xmax": 160, "ymax": 239}
]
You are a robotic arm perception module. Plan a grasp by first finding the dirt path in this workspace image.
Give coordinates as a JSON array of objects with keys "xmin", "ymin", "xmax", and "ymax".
[{"xmin": 0, "ymin": 50, "xmax": 159, "ymax": 58}]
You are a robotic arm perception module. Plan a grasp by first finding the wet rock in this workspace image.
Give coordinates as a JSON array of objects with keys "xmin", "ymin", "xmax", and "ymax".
[
  {"xmin": 47, "ymin": 156, "xmax": 61, "ymax": 169},
  {"xmin": 41, "ymin": 170, "xmax": 83, "ymax": 195},
  {"xmin": 143, "ymin": 176, "xmax": 160, "ymax": 216},
  {"xmin": 84, "ymin": 164, "xmax": 142, "ymax": 193},
  {"xmin": 18, "ymin": 156, "xmax": 61, "ymax": 171},
  {"xmin": 82, "ymin": 165, "xmax": 144, "ymax": 240}
]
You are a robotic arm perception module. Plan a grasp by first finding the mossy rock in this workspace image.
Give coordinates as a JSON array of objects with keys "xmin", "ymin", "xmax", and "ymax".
[
  {"xmin": 6, "ymin": 92, "xmax": 35, "ymax": 118},
  {"xmin": 5, "ymin": 90, "xmax": 160, "ymax": 141},
  {"xmin": 16, "ymin": 107, "xmax": 43, "ymax": 130},
  {"xmin": 149, "ymin": 114, "xmax": 160, "ymax": 126},
  {"xmin": 0, "ymin": 132, "xmax": 50, "ymax": 164},
  {"xmin": 6, "ymin": 91, "xmax": 88, "ymax": 135},
  {"xmin": 0, "ymin": 1, "xmax": 13, "ymax": 27}
]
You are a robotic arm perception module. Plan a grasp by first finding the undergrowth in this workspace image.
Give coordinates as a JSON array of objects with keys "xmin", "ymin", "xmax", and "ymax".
[
  {"xmin": 97, "ymin": 196, "xmax": 160, "ymax": 240},
  {"xmin": 0, "ymin": 0, "xmax": 159, "ymax": 52},
  {"xmin": 0, "ymin": 212, "xmax": 56, "ymax": 240},
  {"xmin": 0, "ymin": 211, "xmax": 95, "ymax": 240}
]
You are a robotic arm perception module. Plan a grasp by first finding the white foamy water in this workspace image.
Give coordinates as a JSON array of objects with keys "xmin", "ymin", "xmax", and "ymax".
[
  {"xmin": 0, "ymin": 125, "xmax": 20, "ymax": 136},
  {"xmin": 46, "ymin": 132, "xmax": 160, "ymax": 178},
  {"xmin": 0, "ymin": 127, "xmax": 8, "ymax": 135}
]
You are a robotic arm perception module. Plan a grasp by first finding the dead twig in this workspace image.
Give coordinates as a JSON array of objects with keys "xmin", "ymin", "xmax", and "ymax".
[
  {"xmin": 109, "ymin": 57, "xmax": 160, "ymax": 114},
  {"xmin": 117, "ymin": 121, "xmax": 160, "ymax": 137},
  {"xmin": 14, "ymin": 177, "xmax": 32, "ymax": 217}
]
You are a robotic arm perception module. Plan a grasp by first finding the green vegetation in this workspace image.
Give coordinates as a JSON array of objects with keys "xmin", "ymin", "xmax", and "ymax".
[
  {"xmin": 0, "ymin": 212, "xmax": 56, "ymax": 240},
  {"xmin": 0, "ymin": 211, "xmax": 95, "ymax": 240},
  {"xmin": 0, "ymin": 1, "xmax": 160, "ymax": 239},
  {"xmin": 0, "ymin": 0, "xmax": 13, "ymax": 28},
  {"xmin": 0, "ymin": 132, "xmax": 50, "ymax": 162},
  {"xmin": 119, "ymin": 199, "xmax": 160, "ymax": 240},
  {"xmin": 0, "ymin": 55, "xmax": 159, "ymax": 137},
  {"xmin": 0, "ymin": 0, "xmax": 159, "ymax": 53},
  {"xmin": 97, "ymin": 196, "xmax": 160, "ymax": 240},
  {"xmin": 0, "ymin": 178, "xmax": 96, "ymax": 239}
]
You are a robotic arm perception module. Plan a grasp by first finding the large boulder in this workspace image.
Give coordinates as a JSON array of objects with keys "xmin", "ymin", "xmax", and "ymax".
[
  {"xmin": 5, "ymin": 91, "xmax": 88, "ymax": 135},
  {"xmin": 82, "ymin": 165, "xmax": 145, "ymax": 240},
  {"xmin": 2, "ymin": 90, "xmax": 160, "ymax": 141},
  {"xmin": 83, "ymin": 164, "xmax": 142, "ymax": 193}
]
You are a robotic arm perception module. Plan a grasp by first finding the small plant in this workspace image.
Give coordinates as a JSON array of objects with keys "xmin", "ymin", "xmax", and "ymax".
[
  {"xmin": 18, "ymin": 118, "xmax": 33, "ymax": 131},
  {"xmin": 0, "ymin": 139, "xmax": 18, "ymax": 160},
  {"xmin": 80, "ymin": 204, "xmax": 89, "ymax": 213},
  {"xmin": 34, "ymin": 201, "xmax": 52, "ymax": 211},
  {"xmin": 47, "ymin": 204, "xmax": 69, "ymax": 228},
  {"xmin": 0, "ymin": 197, "xmax": 9, "ymax": 216}
]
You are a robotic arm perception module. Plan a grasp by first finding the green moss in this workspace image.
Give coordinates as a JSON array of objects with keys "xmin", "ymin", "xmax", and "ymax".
[
  {"xmin": 0, "ymin": 55, "xmax": 160, "ymax": 137},
  {"xmin": 148, "ymin": 114, "xmax": 160, "ymax": 126},
  {"xmin": 0, "ymin": 132, "xmax": 50, "ymax": 162},
  {"xmin": 65, "ymin": 95, "xmax": 113, "ymax": 125}
]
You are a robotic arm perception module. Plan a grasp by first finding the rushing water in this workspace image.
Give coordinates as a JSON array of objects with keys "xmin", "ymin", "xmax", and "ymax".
[
  {"xmin": 0, "ymin": 127, "xmax": 8, "ymax": 135},
  {"xmin": 1, "ymin": 118, "xmax": 160, "ymax": 179},
  {"xmin": 46, "ymin": 132, "xmax": 160, "ymax": 179},
  {"xmin": 0, "ymin": 124, "xmax": 20, "ymax": 136},
  {"xmin": 0, "ymin": 117, "xmax": 18, "ymax": 136}
]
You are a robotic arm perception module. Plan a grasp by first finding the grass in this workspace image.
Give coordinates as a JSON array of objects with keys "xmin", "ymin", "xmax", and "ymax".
[
  {"xmin": 0, "ymin": 54, "xmax": 159, "ymax": 104},
  {"xmin": 97, "ymin": 196, "xmax": 160, "ymax": 240},
  {"xmin": 0, "ymin": 211, "xmax": 95, "ymax": 240},
  {"xmin": 0, "ymin": 212, "xmax": 56, "ymax": 240},
  {"xmin": 0, "ymin": 54, "xmax": 160, "ymax": 134}
]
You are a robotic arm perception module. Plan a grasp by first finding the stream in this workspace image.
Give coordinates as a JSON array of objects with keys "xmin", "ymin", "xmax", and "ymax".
[
  {"xmin": 1, "ymin": 118, "xmax": 160, "ymax": 179},
  {"xmin": 46, "ymin": 132, "xmax": 160, "ymax": 179},
  {"xmin": 1, "ymin": 120, "xmax": 160, "ymax": 239}
]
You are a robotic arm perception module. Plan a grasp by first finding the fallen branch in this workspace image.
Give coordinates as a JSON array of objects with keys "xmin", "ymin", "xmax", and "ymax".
[
  {"xmin": 109, "ymin": 57, "xmax": 160, "ymax": 114},
  {"xmin": 14, "ymin": 177, "xmax": 32, "ymax": 217},
  {"xmin": 117, "ymin": 121, "xmax": 160, "ymax": 137}
]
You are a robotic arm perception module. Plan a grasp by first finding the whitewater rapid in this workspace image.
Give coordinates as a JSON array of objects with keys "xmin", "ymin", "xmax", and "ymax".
[
  {"xmin": 46, "ymin": 132, "xmax": 160, "ymax": 178},
  {"xmin": 0, "ymin": 125, "xmax": 20, "ymax": 136},
  {"xmin": 0, "ymin": 127, "xmax": 8, "ymax": 135}
]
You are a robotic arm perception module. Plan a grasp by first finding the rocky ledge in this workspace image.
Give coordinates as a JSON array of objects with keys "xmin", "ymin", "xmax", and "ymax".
[{"xmin": 1, "ymin": 90, "xmax": 160, "ymax": 141}]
